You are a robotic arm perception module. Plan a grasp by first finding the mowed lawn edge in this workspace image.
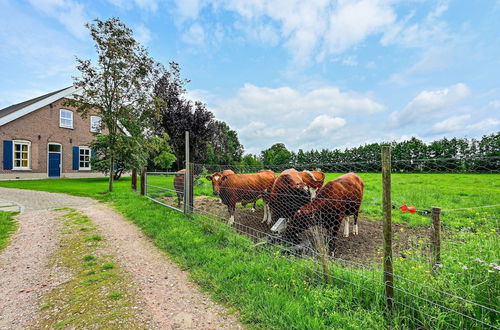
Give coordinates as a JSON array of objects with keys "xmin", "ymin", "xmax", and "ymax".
[{"xmin": 0, "ymin": 211, "xmax": 18, "ymax": 252}]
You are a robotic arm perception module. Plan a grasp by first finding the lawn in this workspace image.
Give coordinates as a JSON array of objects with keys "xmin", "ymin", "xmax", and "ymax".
[
  {"xmin": 0, "ymin": 211, "xmax": 18, "ymax": 252},
  {"xmin": 0, "ymin": 175, "xmax": 498, "ymax": 328}
]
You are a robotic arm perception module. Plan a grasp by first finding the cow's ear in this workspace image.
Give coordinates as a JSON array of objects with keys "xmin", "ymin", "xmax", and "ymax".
[{"xmin": 206, "ymin": 175, "xmax": 212, "ymax": 181}]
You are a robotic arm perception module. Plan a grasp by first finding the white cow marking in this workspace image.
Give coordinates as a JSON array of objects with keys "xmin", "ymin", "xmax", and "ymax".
[{"xmin": 343, "ymin": 219, "xmax": 350, "ymax": 238}]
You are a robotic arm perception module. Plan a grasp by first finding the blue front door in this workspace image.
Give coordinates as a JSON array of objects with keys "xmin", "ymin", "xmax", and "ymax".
[{"xmin": 48, "ymin": 153, "xmax": 61, "ymax": 177}]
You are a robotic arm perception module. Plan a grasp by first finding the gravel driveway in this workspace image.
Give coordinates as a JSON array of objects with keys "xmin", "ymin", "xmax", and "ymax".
[{"xmin": 0, "ymin": 187, "xmax": 241, "ymax": 329}]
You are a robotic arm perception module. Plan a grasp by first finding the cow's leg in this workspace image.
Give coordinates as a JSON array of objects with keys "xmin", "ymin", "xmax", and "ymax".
[
  {"xmin": 328, "ymin": 217, "xmax": 342, "ymax": 255},
  {"xmin": 343, "ymin": 218, "xmax": 350, "ymax": 237},
  {"xmin": 251, "ymin": 199, "xmax": 256, "ymax": 213},
  {"xmin": 227, "ymin": 203, "xmax": 236, "ymax": 225},
  {"xmin": 266, "ymin": 203, "xmax": 272, "ymax": 224},
  {"xmin": 261, "ymin": 201, "xmax": 268, "ymax": 223},
  {"xmin": 353, "ymin": 214, "xmax": 359, "ymax": 236},
  {"xmin": 177, "ymin": 193, "xmax": 182, "ymax": 208}
]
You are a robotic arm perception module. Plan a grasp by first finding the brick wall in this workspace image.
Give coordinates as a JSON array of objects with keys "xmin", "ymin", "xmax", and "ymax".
[{"xmin": 0, "ymin": 98, "xmax": 105, "ymax": 179}]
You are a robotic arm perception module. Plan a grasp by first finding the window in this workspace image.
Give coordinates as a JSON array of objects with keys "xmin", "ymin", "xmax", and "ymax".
[
  {"xmin": 90, "ymin": 116, "xmax": 102, "ymax": 133},
  {"xmin": 48, "ymin": 143, "xmax": 61, "ymax": 152},
  {"xmin": 60, "ymin": 109, "xmax": 73, "ymax": 128},
  {"xmin": 13, "ymin": 140, "xmax": 30, "ymax": 170},
  {"xmin": 79, "ymin": 147, "xmax": 91, "ymax": 170}
]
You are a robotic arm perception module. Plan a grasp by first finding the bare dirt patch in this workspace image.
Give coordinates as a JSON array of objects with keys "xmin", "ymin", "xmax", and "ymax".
[{"xmin": 159, "ymin": 195, "xmax": 431, "ymax": 265}]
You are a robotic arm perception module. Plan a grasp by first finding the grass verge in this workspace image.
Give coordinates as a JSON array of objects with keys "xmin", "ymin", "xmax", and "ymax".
[
  {"xmin": 35, "ymin": 208, "xmax": 147, "ymax": 329},
  {"xmin": 0, "ymin": 211, "xmax": 18, "ymax": 252}
]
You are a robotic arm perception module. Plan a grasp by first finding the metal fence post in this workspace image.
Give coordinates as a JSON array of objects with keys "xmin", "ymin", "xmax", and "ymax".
[
  {"xmin": 131, "ymin": 168, "xmax": 137, "ymax": 192},
  {"xmin": 431, "ymin": 206, "xmax": 442, "ymax": 271},
  {"xmin": 184, "ymin": 131, "xmax": 190, "ymax": 214},
  {"xmin": 381, "ymin": 145, "xmax": 394, "ymax": 311},
  {"xmin": 140, "ymin": 167, "xmax": 146, "ymax": 196}
]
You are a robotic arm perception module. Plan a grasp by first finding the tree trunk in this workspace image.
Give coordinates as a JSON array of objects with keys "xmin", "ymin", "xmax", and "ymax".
[{"xmin": 108, "ymin": 151, "xmax": 114, "ymax": 192}]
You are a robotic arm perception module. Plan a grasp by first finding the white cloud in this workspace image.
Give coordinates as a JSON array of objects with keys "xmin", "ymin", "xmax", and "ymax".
[
  {"xmin": 325, "ymin": 0, "xmax": 395, "ymax": 54},
  {"xmin": 304, "ymin": 115, "xmax": 346, "ymax": 137},
  {"xmin": 182, "ymin": 23, "xmax": 206, "ymax": 46},
  {"xmin": 170, "ymin": 0, "xmax": 399, "ymax": 66},
  {"xmin": 134, "ymin": 24, "xmax": 152, "ymax": 46},
  {"xmin": 207, "ymin": 83, "xmax": 384, "ymax": 152},
  {"xmin": 430, "ymin": 114, "xmax": 471, "ymax": 134},
  {"xmin": 389, "ymin": 83, "xmax": 470, "ymax": 128},
  {"xmin": 27, "ymin": 0, "xmax": 88, "ymax": 39},
  {"xmin": 106, "ymin": 0, "xmax": 159, "ymax": 12}
]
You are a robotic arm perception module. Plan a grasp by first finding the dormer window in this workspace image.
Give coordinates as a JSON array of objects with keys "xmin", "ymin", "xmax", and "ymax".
[
  {"xmin": 90, "ymin": 115, "xmax": 102, "ymax": 133},
  {"xmin": 60, "ymin": 109, "xmax": 73, "ymax": 128}
]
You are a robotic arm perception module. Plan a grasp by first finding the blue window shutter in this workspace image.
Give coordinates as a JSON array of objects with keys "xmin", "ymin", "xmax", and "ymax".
[
  {"xmin": 3, "ymin": 141, "xmax": 13, "ymax": 170},
  {"xmin": 91, "ymin": 148, "xmax": 97, "ymax": 159},
  {"xmin": 72, "ymin": 146, "xmax": 79, "ymax": 170}
]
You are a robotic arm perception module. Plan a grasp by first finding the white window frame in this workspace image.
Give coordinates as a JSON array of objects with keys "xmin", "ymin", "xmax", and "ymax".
[
  {"xmin": 90, "ymin": 115, "xmax": 102, "ymax": 133},
  {"xmin": 79, "ymin": 146, "xmax": 91, "ymax": 171},
  {"xmin": 12, "ymin": 140, "xmax": 31, "ymax": 170},
  {"xmin": 59, "ymin": 109, "xmax": 73, "ymax": 129}
]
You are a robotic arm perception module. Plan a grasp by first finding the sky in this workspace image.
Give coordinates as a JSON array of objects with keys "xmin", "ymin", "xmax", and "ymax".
[{"xmin": 0, "ymin": 0, "xmax": 499, "ymax": 154}]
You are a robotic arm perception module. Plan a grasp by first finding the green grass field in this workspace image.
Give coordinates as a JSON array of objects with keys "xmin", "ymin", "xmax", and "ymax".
[
  {"xmin": 146, "ymin": 172, "xmax": 500, "ymax": 229},
  {"xmin": 0, "ymin": 174, "xmax": 498, "ymax": 328}
]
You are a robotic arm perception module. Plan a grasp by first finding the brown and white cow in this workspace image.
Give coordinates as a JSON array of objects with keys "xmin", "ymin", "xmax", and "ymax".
[
  {"xmin": 299, "ymin": 170, "xmax": 325, "ymax": 199},
  {"xmin": 174, "ymin": 169, "xmax": 187, "ymax": 208},
  {"xmin": 218, "ymin": 170, "xmax": 275, "ymax": 225},
  {"xmin": 205, "ymin": 169, "xmax": 236, "ymax": 196},
  {"xmin": 282, "ymin": 173, "xmax": 364, "ymax": 253},
  {"xmin": 267, "ymin": 169, "xmax": 312, "ymax": 225}
]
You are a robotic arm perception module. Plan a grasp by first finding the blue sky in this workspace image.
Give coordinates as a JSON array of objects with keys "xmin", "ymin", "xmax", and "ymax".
[{"xmin": 1, "ymin": 0, "xmax": 499, "ymax": 154}]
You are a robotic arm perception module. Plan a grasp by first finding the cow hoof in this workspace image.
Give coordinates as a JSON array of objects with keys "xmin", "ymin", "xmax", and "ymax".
[
  {"xmin": 353, "ymin": 225, "xmax": 359, "ymax": 235},
  {"xmin": 343, "ymin": 233, "xmax": 349, "ymax": 238}
]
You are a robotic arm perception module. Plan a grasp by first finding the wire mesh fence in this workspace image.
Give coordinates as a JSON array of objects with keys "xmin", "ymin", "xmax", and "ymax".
[
  {"xmin": 136, "ymin": 151, "xmax": 499, "ymax": 328},
  {"xmin": 144, "ymin": 171, "xmax": 186, "ymax": 212}
]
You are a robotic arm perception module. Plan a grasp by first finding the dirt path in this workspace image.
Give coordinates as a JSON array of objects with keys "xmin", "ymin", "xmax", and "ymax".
[{"xmin": 0, "ymin": 188, "xmax": 241, "ymax": 329}]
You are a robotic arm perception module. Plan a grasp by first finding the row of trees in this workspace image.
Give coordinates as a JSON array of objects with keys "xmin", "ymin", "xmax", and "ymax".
[
  {"xmin": 238, "ymin": 134, "xmax": 499, "ymax": 173},
  {"xmin": 69, "ymin": 18, "xmax": 244, "ymax": 190}
]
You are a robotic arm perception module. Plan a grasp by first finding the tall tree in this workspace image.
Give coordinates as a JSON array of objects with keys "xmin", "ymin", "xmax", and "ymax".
[
  {"xmin": 206, "ymin": 121, "xmax": 244, "ymax": 165},
  {"xmin": 154, "ymin": 67, "xmax": 216, "ymax": 168},
  {"xmin": 67, "ymin": 18, "xmax": 164, "ymax": 192},
  {"xmin": 261, "ymin": 143, "xmax": 292, "ymax": 167}
]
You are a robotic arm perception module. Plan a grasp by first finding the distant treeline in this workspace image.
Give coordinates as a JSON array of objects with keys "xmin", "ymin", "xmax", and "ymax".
[{"xmin": 232, "ymin": 132, "xmax": 499, "ymax": 173}]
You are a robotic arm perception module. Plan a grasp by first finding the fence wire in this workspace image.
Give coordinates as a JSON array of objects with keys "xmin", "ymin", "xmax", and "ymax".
[{"xmin": 140, "ymin": 155, "xmax": 499, "ymax": 328}]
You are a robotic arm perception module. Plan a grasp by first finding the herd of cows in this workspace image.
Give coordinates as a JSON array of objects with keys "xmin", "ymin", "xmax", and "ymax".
[{"xmin": 174, "ymin": 169, "xmax": 364, "ymax": 253}]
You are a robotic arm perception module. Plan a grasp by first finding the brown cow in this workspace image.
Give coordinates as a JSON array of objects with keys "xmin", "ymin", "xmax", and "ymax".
[
  {"xmin": 205, "ymin": 169, "xmax": 236, "ymax": 196},
  {"xmin": 174, "ymin": 169, "xmax": 187, "ymax": 208},
  {"xmin": 267, "ymin": 169, "xmax": 312, "ymax": 225},
  {"xmin": 218, "ymin": 170, "xmax": 275, "ymax": 225},
  {"xmin": 299, "ymin": 170, "xmax": 325, "ymax": 199},
  {"xmin": 282, "ymin": 173, "xmax": 364, "ymax": 253}
]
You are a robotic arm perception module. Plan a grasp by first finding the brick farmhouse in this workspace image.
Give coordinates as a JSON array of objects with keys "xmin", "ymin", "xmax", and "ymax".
[{"xmin": 0, "ymin": 86, "xmax": 105, "ymax": 180}]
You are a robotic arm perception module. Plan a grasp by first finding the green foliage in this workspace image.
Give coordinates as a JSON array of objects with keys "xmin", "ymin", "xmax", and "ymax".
[
  {"xmin": 147, "ymin": 133, "xmax": 177, "ymax": 171},
  {"xmin": 206, "ymin": 121, "xmax": 244, "ymax": 165},
  {"xmin": 254, "ymin": 132, "xmax": 499, "ymax": 172},
  {"xmin": 261, "ymin": 143, "xmax": 292, "ymax": 166},
  {"xmin": 66, "ymin": 17, "xmax": 165, "ymax": 192}
]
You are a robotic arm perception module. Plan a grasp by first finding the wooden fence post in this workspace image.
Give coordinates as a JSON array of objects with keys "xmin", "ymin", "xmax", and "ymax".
[
  {"xmin": 381, "ymin": 145, "xmax": 394, "ymax": 311},
  {"xmin": 140, "ymin": 167, "xmax": 146, "ymax": 196},
  {"xmin": 431, "ymin": 206, "xmax": 441, "ymax": 271},
  {"xmin": 131, "ymin": 168, "xmax": 137, "ymax": 192},
  {"xmin": 184, "ymin": 131, "xmax": 191, "ymax": 214}
]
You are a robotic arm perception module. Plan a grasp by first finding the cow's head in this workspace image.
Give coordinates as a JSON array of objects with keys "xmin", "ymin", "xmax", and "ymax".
[{"xmin": 206, "ymin": 172, "xmax": 224, "ymax": 195}]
